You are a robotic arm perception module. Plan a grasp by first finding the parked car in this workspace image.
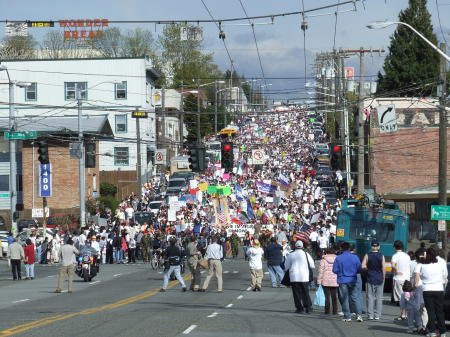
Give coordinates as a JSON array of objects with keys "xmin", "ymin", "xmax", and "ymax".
[{"xmin": 17, "ymin": 219, "xmax": 39, "ymax": 232}]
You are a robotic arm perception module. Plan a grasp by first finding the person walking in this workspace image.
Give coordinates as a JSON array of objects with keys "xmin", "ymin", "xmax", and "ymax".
[
  {"xmin": 361, "ymin": 240, "xmax": 385, "ymax": 320},
  {"xmin": 284, "ymin": 240, "xmax": 315, "ymax": 314},
  {"xmin": 186, "ymin": 236, "xmax": 201, "ymax": 291},
  {"xmin": 317, "ymin": 247, "xmax": 339, "ymax": 315},
  {"xmin": 55, "ymin": 238, "xmax": 79, "ymax": 293},
  {"xmin": 242, "ymin": 232, "xmax": 252, "ymax": 261},
  {"xmin": 229, "ymin": 231, "xmax": 241, "ymax": 259},
  {"xmin": 160, "ymin": 237, "xmax": 186, "ymax": 292},
  {"xmin": 40, "ymin": 237, "xmax": 49, "ymax": 264},
  {"xmin": 247, "ymin": 239, "xmax": 265, "ymax": 291},
  {"xmin": 392, "ymin": 240, "xmax": 411, "ymax": 320},
  {"xmin": 265, "ymin": 237, "xmax": 285, "ymax": 288},
  {"xmin": 332, "ymin": 241, "xmax": 363, "ymax": 322},
  {"xmin": 8, "ymin": 238, "xmax": 24, "ymax": 280},
  {"xmin": 24, "ymin": 239, "xmax": 36, "ymax": 280},
  {"xmin": 199, "ymin": 236, "xmax": 224, "ymax": 293},
  {"xmin": 414, "ymin": 247, "xmax": 447, "ymax": 337}
]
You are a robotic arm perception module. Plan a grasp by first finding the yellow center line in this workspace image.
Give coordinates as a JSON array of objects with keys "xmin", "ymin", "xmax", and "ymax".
[{"xmin": 0, "ymin": 275, "xmax": 191, "ymax": 337}]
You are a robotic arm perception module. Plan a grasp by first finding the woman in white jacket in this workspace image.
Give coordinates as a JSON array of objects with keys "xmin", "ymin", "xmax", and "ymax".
[{"xmin": 284, "ymin": 240, "xmax": 315, "ymax": 314}]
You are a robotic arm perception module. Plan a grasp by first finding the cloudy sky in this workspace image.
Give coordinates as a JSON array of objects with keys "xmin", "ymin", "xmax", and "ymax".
[{"xmin": 1, "ymin": 0, "xmax": 449, "ymax": 100}]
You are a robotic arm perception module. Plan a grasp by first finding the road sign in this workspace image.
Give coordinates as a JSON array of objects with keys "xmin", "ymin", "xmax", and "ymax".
[
  {"xmin": 4, "ymin": 131, "xmax": 37, "ymax": 140},
  {"xmin": 131, "ymin": 111, "xmax": 148, "ymax": 118},
  {"xmin": 0, "ymin": 193, "xmax": 10, "ymax": 198},
  {"xmin": 377, "ymin": 105, "xmax": 397, "ymax": 133},
  {"xmin": 431, "ymin": 205, "xmax": 450, "ymax": 220},
  {"xmin": 32, "ymin": 208, "xmax": 50, "ymax": 218},
  {"xmin": 5, "ymin": 22, "xmax": 28, "ymax": 37},
  {"xmin": 251, "ymin": 149, "xmax": 265, "ymax": 165},
  {"xmin": 180, "ymin": 26, "xmax": 203, "ymax": 41},
  {"xmin": 39, "ymin": 163, "xmax": 52, "ymax": 197},
  {"xmin": 154, "ymin": 149, "xmax": 167, "ymax": 165},
  {"xmin": 438, "ymin": 220, "xmax": 446, "ymax": 231}
]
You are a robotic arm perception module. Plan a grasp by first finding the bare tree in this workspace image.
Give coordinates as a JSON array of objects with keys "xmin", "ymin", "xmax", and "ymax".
[{"xmin": 0, "ymin": 35, "xmax": 37, "ymax": 59}]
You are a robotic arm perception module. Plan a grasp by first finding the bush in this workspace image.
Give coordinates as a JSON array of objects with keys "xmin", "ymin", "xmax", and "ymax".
[
  {"xmin": 97, "ymin": 196, "xmax": 119, "ymax": 212},
  {"xmin": 100, "ymin": 182, "xmax": 117, "ymax": 197}
]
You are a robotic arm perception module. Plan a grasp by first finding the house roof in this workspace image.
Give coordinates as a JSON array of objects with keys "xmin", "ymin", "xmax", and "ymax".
[
  {"xmin": 383, "ymin": 181, "xmax": 450, "ymax": 200},
  {"xmin": 0, "ymin": 115, "xmax": 113, "ymax": 138}
]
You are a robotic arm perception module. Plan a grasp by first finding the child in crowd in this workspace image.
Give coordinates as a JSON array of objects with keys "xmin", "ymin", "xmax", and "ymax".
[{"xmin": 400, "ymin": 280, "xmax": 425, "ymax": 334}]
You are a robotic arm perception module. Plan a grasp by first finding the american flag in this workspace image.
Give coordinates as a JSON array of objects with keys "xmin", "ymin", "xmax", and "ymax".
[
  {"xmin": 218, "ymin": 212, "xmax": 227, "ymax": 224},
  {"xmin": 295, "ymin": 224, "xmax": 313, "ymax": 243}
]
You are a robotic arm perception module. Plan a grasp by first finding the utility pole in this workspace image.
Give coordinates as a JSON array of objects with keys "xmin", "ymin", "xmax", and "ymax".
[
  {"xmin": 196, "ymin": 79, "xmax": 201, "ymax": 144},
  {"xmin": 77, "ymin": 97, "xmax": 86, "ymax": 227},
  {"xmin": 438, "ymin": 42, "xmax": 447, "ymax": 256},
  {"xmin": 357, "ymin": 47, "xmax": 365, "ymax": 195},
  {"xmin": 8, "ymin": 82, "xmax": 17, "ymax": 231},
  {"xmin": 161, "ymin": 87, "xmax": 166, "ymax": 168},
  {"xmin": 214, "ymin": 81, "xmax": 218, "ymax": 134},
  {"xmin": 135, "ymin": 108, "xmax": 142, "ymax": 195},
  {"xmin": 179, "ymin": 82, "xmax": 184, "ymax": 154}
]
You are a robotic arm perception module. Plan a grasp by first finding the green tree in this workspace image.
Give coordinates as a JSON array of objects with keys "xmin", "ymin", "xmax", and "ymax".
[{"xmin": 377, "ymin": 0, "xmax": 439, "ymax": 97}]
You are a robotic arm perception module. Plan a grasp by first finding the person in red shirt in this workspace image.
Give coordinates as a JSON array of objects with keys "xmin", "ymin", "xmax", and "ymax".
[{"xmin": 24, "ymin": 239, "xmax": 35, "ymax": 280}]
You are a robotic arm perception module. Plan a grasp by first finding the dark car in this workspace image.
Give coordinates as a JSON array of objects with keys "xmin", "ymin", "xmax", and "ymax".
[
  {"xmin": 17, "ymin": 219, "xmax": 39, "ymax": 232},
  {"xmin": 318, "ymin": 180, "xmax": 334, "ymax": 188},
  {"xmin": 170, "ymin": 172, "xmax": 195, "ymax": 181},
  {"xmin": 134, "ymin": 211, "xmax": 153, "ymax": 226}
]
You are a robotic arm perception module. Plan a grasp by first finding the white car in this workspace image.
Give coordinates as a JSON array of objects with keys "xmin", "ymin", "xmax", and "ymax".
[{"xmin": 0, "ymin": 235, "xmax": 8, "ymax": 257}]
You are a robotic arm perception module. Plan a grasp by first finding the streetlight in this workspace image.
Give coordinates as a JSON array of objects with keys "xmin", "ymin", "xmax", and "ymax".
[
  {"xmin": 367, "ymin": 21, "xmax": 450, "ymax": 62},
  {"xmin": 0, "ymin": 65, "xmax": 31, "ymax": 233}
]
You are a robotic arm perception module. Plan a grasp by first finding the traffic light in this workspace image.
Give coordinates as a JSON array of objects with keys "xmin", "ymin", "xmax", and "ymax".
[
  {"xmin": 85, "ymin": 142, "xmax": 96, "ymax": 168},
  {"xmin": 188, "ymin": 146, "xmax": 207, "ymax": 172},
  {"xmin": 221, "ymin": 142, "xmax": 234, "ymax": 173},
  {"xmin": 37, "ymin": 138, "xmax": 49, "ymax": 164}
]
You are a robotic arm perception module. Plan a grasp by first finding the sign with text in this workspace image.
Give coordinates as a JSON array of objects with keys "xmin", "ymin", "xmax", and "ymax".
[
  {"xmin": 251, "ymin": 149, "xmax": 265, "ymax": 165},
  {"xmin": 431, "ymin": 205, "xmax": 450, "ymax": 220},
  {"xmin": 59, "ymin": 19, "xmax": 108, "ymax": 40},
  {"xmin": 32, "ymin": 208, "xmax": 50, "ymax": 218},
  {"xmin": 39, "ymin": 163, "xmax": 52, "ymax": 197},
  {"xmin": 27, "ymin": 21, "xmax": 54, "ymax": 28},
  {"xmin": 131, "ymin": 110, "xmax": 148, "ymax": 118},
  {"xmin": 180, "ymin": 26, "xmax": 203, "ymax": 41},
  {"xmin": 5, "ymin": 22, "xmax": 28, "ymax": 37},
  {"xmin": 154, "ymin": 149, "xmax": 167, "ymax": 165},
  {"xmin": 377, "ymin": 105, "xmax": 397, "ymax": 134},
  {"xmin": 226, "ymin": 223, "xmax": 254, "ymax": 238}
]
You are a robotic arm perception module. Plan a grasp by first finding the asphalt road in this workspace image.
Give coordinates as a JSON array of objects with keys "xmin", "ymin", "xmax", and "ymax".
[{"xmin": 0, "ymin": 257, "xmax": 438, "ymax": 337}]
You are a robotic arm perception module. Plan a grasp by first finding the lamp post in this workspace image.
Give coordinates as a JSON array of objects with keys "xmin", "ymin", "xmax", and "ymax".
[
  {"xmin": 196, "ymin": 80, "xmax": 225, "ymax": 142},
  {"xmin": 0, "ymin": 65, "xmax": 31, "ymax": 233},
  {"xmin": 368, "ymin": 21, "xmax": 449, "ymax": 253}
]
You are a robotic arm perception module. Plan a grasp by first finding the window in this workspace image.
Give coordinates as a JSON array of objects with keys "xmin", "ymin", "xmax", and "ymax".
[
  {"xmin": 65, "ymin": 82, "xmax": 87, "ymax": 100},
  {"xmin": 115, "ymin": 81, "xmax": 127, "ymax": 99},
  {"xmin": 349, "ymin": 221, "xmax": 395, "ymax": 243},
  {"xmin": 115, "ymin": 115, "xmax": 127, "ymax": 133},
  {"xmin": 114, "ymin": 147, "xmax": 129, "ymax": 166},
  {"xmin": 25, "ymin": 83, "xmax": 37, "ymax": 101},
  {"xmin": 0, "ymin": 175, "xmax": 9, "ymax": 191}
]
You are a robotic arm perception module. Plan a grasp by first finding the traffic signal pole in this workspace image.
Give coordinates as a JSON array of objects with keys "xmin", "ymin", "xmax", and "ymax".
[
  {"xmin": 77, "ymin": 97, "xmax": 86, "ymax": 227},
  {"xmin": 135, "ymin": 108, "xmax": 142, "ymax": 196},
  {"xmin": 9, "ymin": 82, "xmax": 17, "ymax": 232}
]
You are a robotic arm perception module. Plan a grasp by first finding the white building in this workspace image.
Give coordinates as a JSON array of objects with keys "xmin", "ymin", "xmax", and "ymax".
[{"xmin": 0, "ymin": 56, "xmax": 159, "ymax": 179}]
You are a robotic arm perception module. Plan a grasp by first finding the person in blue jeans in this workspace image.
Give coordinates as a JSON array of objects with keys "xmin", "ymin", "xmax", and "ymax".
[
  {"xmin": 265, "ymin": 237, "xmax": 285, "ymax": 287},
  {"xmin": 332, "ymin": 242, "xmax": 363, "ymax": 322}
]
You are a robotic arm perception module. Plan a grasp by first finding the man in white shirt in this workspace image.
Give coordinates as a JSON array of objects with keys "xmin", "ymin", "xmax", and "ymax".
[
  {"xmin": 199, "ymin": 236, "xmax": 223, "ymax": 293},
  {"xmin": 391, "ymin": 240, "xmax": 411, "ymax": 319}
]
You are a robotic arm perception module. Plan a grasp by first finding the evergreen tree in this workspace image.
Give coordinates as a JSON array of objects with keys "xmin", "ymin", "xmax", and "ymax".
[{"xmin": 377, "ymin": 0, "xmax": 439, "ymax": 97}]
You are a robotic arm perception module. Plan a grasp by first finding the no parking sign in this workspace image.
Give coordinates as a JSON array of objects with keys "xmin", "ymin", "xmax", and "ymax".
[
  {"xmin": 252, "ymin": 149, "xmax": 265, "ymax": 165},
  {"xmin": 154, "ymin": 149, "xmax": 167, "ymax": 165}
]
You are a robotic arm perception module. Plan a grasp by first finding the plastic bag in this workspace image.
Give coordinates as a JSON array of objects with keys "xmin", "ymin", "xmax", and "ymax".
[{"xmin": 313, "ymin": 285, "xmax": 325, "ymax": 307}]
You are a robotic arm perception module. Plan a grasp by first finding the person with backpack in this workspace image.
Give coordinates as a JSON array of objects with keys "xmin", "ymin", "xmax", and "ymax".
[
  {"xmin": 361, "ymin": 240, "xmax": 386, "ymax": 320},
  {"xmin": 160, "ymin": 237, "xmax": 187, "ymax": 292}
]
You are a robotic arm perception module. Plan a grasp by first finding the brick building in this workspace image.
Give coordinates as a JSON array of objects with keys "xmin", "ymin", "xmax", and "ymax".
[
  {"xmin": 367, "ymin": 97, "xmax": 449, "ymax": 239},
  {"xmin": 0, "ymin": 115, "xmax": 113, "ymax": 226}
]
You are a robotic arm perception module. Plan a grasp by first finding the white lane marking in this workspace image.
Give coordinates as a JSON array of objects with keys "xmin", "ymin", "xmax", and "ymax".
[
  {"xmin": 158, "ymin": 271, "xmax": 163, "ymax": 274},
  {"xmin": 113, "ymin": 273, "xmax": 122, "ymax": 277},
  {"xmin": 182, "ymin": 325, "xmax": 198, "ymax": 334},
  {"xmin": 224, "ymin": 271, "xmax": 230, "ymax": 274},
  {"xmin": 47, "ymin": 275, "xmax": 56, "ymax": 278},
  {"xmin": 89, "ymin": 281, "xmax": 100, "ymax": 285},
  {"xmin": 61, "ymin": 290, "xmax": 68, "ymax": 293},
  {"xmin": 226, "ymin": 303, "xmax": 233, "ymax": 308},
  {"xmin": 264, "ymin": 272, "xmax": 269, "ymax": 275},
  {"xmin": 246, "ymin": 286, "xmax": 252, "ymax": 291},
  {"xmin": 232, "ymin": 271, "xmax": 238, "ymax": 274},
  {"xmin": 207, "ymin": 312, "xmax": 218, "ymax": 318},
  {"xmin": 200, "ymin": 271, "xmax": 206, "ymax": 274},
  {"xmin": 12, "ymin": 299, "xmax": 30, "ymax": 304},
  {"xmin": 237, "ymin": 295, "xmax": 243, "ymax": 299}
]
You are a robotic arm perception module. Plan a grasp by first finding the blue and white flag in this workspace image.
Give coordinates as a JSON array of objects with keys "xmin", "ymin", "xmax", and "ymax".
[
  {"xmin": 235, "ymin": 184, "xmax": 244, "ymax": 201},
  {"xmin": 256, "ymin": 181, "xmax": 277, "ymax": 194},
  {"xmin": 279, "ymin": 171, "xmax": 290, "ymax": 188}
]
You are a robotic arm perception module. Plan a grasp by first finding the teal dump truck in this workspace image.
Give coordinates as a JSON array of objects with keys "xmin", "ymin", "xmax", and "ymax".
[{"xmin": 336, "ymin": 199, "xmax": 409, "ymax": 291}]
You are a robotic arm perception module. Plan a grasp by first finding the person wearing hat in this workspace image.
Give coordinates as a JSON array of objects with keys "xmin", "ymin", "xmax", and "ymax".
[
  {"xmin": 361, "ymin": 240, "xmax": 386, "ymax": 320},
  {"xmin": 284, "ymin": 240, "xmax": 315, "ymax": 314}
]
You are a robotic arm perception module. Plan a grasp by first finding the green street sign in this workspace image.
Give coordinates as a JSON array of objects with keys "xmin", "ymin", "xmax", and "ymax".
[
  {"xmin": 0, "ymin": 193, "xmax": 10, "ymax": 198},
  {"xmin": 431, "ymin": 205, "xmax": 450, "ymax": 220},
  {"xmin": 4, "ymin": 131, "xmax": 37, "ymax": 140}
]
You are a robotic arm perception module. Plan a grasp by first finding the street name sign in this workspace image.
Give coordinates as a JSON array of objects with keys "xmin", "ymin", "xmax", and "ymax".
[
  {"xmin": 431, "ymin": 205, "xmax": 450, "ymax": 220},
  {"xmin": 4, "ymin": 131, "xmax": 37, "ymax": 140},
  {"xmin": 377, "ymin": 105, "xmax": 397, "ymax": 134}
]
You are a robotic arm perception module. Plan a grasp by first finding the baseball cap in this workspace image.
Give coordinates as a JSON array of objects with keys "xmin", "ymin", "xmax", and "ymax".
[
  {"xmin": 371, "ymin": 240, "xmax": 379, "ymax": 247},
  {"xmin": 295, "ymin": 240, "xmax": 304, "ymax": 248}
]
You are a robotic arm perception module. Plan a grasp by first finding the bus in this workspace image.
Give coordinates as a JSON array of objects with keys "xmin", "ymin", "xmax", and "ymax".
[{"xmin": 336, "ymin": 198, "xmax": 409, "ymax": 290}]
